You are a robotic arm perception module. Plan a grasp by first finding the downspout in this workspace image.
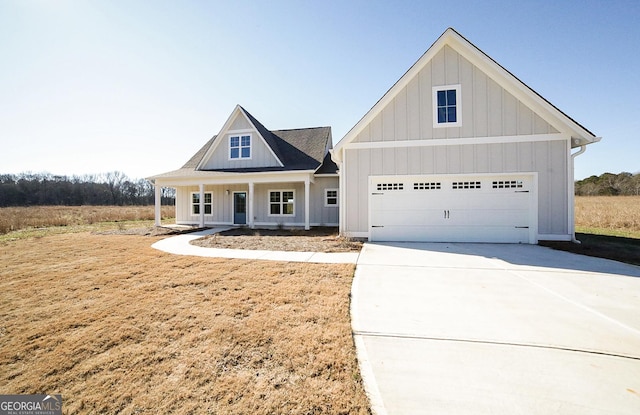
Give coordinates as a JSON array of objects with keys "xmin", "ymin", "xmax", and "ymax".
[{"xmin": 570, "ymin": 144, "xmax": 587, "ymax": 243}]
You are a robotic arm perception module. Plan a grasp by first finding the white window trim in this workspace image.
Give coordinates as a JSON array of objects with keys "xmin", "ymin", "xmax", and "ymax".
[
  {"xmin": 324, "ymin": 188, "xmax": 339, "ymax": 207},
  {"xmin": 228, "ymin": 134, "xmax": 252, "ymax": 160},
  {"xmin": 268, "ymin": 189, "xmax": 295, "ymax": 216},
  {"xmin": 191, "ymin": 192, "xmax": 212, "ymax": 215},
  {"xmin": 432, "ymin": 84, "xmax": 462, "ymax": 128}
]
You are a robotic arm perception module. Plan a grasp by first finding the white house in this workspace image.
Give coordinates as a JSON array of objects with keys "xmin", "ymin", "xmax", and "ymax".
[
  {"xmin": 331, "ymin": 28, "xmax": 600, "ymax": 243},
  {"xmin": 149, "ymin": 28, "xmax": 599, "ymax": 244},
  {"xmin": 148, "ymin": 105, "xmax": 339, "ymax": 230}
]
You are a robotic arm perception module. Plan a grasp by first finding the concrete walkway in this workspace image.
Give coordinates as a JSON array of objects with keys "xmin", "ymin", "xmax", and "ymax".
[
  {"xmin": 352, "ymin": 242, "xmax": 640, "ymax": 415},
  {"xmin": 151, "ymin": 228, "xmax": 359, "ymax": 264}
]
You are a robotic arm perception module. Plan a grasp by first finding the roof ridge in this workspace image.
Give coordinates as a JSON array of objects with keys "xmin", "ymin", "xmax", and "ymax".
[{"xmin": 272, "ymin": 126, "xmax": 330, "ymax": 133}]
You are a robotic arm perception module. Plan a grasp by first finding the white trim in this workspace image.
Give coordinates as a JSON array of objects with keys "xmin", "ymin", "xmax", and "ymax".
[
  {"xmin": 344, "ymin": 231, "xmax": 369, "ymax": 238},
  {"xmin": 232, "ymin": 191, "xmax": 248, "ymax": 225},
  {"xmin": 538, "ymin": 234, "xmax": 572, "ymax": 241},
  {"xmin": 228, "ymin": 133, "xmax": 252, "ymax": 161},
  {"xmin": 248, "ymin": 181, "xmax": 255, "ymax": 229},
  {"xmin": 154, "ymin": 185, "xmax": 161, "ymax": 226},
  {"xmin": 324, "ymin": 188, "xmax": 339, "ymax": 207},
  {"xmin": 267, "ymin": 189, "xmax": 296, "ymax": 217},
  {"xmin": 253, "ymin": 222, "xmax": 339, "ymax": 228},
  {"xmin": 432, "ymin": 84, "xmax": 462, "ymax": 128},
  {"xmin": 304, "ymin": 177, "xmax": 310, "ymax": 230},
  {"xmin": 153, "ymin": 170, "xmax": 316, "ymax": 187},
  {"xmin": 190, "ymin": 191, "xmax": 213, "ymax": 216},
  {"xmin": 345, "ymin": 133, "xmax": 568, "ymax": 150}
]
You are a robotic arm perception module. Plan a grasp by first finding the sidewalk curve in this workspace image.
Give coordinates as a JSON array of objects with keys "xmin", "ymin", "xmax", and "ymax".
[{"xmin": 151, "ymin": 228, "xmax": 359, "ymax": 264}]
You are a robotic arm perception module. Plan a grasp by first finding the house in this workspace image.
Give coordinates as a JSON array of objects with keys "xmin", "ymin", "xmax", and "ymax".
[
  {"xmin": 148, "ymin": 105, "xmax": 339, "ymax": 229},
  {"xmin": 331, "ymin": 28, "xmax": 599, "ymax": 243},
  {"xmin": 149, "ymin": 28, "xmax": 599, "ymax": 244}
]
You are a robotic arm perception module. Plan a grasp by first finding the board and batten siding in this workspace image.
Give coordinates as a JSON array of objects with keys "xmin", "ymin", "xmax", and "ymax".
[
  {"xmin": 174, "ymin": 176, "xmax": 339, "ymax": 226},
  {"xmin": 352, "ymin": 45, "xmax": 559, "ymax": 143},
  {"xmin": 200, "ymin": 118, "xmax": 281, "ymax": 170},
  {"xmin": 344, "ymin": 139, "xmax": 569, "ymax": 236}
]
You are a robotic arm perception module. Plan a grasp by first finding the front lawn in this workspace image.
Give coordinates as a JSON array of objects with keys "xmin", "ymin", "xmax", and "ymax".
[{"xmin": 0, "ymin": 232, "xmax": 370, "ymax": 414}]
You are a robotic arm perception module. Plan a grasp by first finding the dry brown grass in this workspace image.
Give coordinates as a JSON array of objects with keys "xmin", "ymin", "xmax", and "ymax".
[
  {"xmin": 575, "ymin": 196, "xmax": 640, "ymax": 237},
  {"xmin": 0, "ymin": 233, "xmax": 370, "ymax": 414},
  {"xmin": 0, "ymin": 205, "xmax": 175, "ymax": 235}
]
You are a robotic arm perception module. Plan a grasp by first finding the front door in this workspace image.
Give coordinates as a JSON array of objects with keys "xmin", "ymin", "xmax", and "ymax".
[{"xmin": 233, "ymin": 192, "xmax": 247, "ymax": 225}]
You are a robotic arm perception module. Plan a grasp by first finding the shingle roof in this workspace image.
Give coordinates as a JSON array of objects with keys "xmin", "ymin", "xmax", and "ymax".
[
  {"xmin": 181, "ymin": 136, "xmax": 216, "ymax": 169},
  {"xmin": 178, "ymin": 108, "xmax": 332, "ymax": 173},
  {"xmin": 315, "ymin": 152, "xmax": 339, "ymax": 174}
]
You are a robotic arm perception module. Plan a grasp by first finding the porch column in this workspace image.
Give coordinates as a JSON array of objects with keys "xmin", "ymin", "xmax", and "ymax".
[
  {"xmin": 304, "ymin": 176, "xmax": 310, "ymax": 230},
  {"xmin": 198, "ymin": 183, "xmax": 205, "ymax": 228},
  {"xmin": 248, "ymin": 181, "xmax": 255, "ymax": 229},
  {"xmin": 154, "ymin": 184, "xmax": 162, "ymax": 227}
]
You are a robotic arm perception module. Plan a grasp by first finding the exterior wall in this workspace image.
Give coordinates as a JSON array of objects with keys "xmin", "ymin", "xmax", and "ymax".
[
  {"xmin": 176, "ymin": 185, "xmax": 243, "ymax": 225},
  {"xmin": 174, "ymin": 176, "xmax": 339, "ymax": 227},
  {"xmin": 200, "ymin": 132, "xmax": 280, "ymax": 170},
  {"xmin": 343, "ymin": 139, "xmax": 569, "ymax": 237},
  {"xmin": 352, "ymin": 45, "xmax": 559, "ymax": 143},
  {"xmin": 310, "ymin": 177, "xmax": 339, "ymax": 226}
]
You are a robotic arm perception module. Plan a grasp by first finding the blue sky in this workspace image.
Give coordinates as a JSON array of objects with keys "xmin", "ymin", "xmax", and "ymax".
[{"xmin": 1, "ymin": 0, "xmax": 638, "ymax": 180}]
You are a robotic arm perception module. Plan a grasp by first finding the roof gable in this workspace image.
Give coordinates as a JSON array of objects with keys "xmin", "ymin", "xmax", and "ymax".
[
  {"xmin": 334, "ymin": 28, "xmax": 599, "ymax": 156},
  {"xmin": 196, "ymin": 105, "xmax": 284, "ymax": 170},
  {"xmin": 174, "ymin": 105, "xmax": 332, "ymax": 173}
]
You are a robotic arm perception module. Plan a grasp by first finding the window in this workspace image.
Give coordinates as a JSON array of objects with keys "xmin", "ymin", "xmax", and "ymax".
[
  {"xmin": 325, "ymin": 189, "xmax": 338, "ymax": 207},
  {"xmin": 229, "ymin": 134, "xmax": 251, "ymax": 159},
  {"xmin": 452, "ymin": 181, "xmax": 481, "ymax": 190},
  {"xmin": 269, "ymin": 190, "xmax": 294, "ymax": 216},
  {"xmin": 492, "ymin": 180, "xmax": 523, "ymax": 189},
  {"xmin": 433, "ymin": 85, "xmax": 461, "ymax": 127},
  {"xmin": 191, "ymin": 192, "xmax": 212, "ymax": 215},
  {"xmin": 414, "ymin": 182, "xmax": 441, "ymax": 190},
  {"xmin": 376, "ymin": 183, "xmax": 404, "ymax": 191}
]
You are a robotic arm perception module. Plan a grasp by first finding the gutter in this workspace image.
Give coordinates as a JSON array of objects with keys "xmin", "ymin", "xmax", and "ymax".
[{"xmin": 570, "ymin": 144, "xmax": 588, "ymax": 244}]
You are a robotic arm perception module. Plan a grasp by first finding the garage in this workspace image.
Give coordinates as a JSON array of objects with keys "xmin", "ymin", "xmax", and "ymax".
[{"xmin": 369, "ymin": 174, "xmax": 537, "ymax": 243}]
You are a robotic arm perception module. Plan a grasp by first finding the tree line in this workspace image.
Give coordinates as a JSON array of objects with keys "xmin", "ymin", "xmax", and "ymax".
[
  {"xmin": 575, "ymin": 172, "xmax": 640, "ymax": 196},
  {"xmin": 0, "ymin": 172, "xmax": 175, "ymax": 207}
]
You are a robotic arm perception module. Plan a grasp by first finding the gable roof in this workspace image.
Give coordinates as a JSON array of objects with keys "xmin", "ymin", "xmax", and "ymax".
[
  {"xmin": 196, "ymin": 105, "xmax": 285, "ymax": 169},
  {"xmin": 196, "ymin": 125, "xmax": 332, "ymax": 173},
  {"xmin": 334, "ymin": 27, "xmax": 600, "ymax": 158},
  {"xmin": 148, "ymin": 107, "xmax": 333, "ymax": 181}
]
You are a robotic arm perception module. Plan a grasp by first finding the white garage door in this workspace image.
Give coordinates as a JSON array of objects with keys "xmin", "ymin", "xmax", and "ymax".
[{"xmin": 370, "ymin": 174, "xmax": 536, "ymax": 243}]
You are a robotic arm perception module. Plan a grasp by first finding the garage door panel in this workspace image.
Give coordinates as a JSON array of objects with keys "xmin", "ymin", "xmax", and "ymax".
[
  {"xmin": 454, "ymin": 208, "xmax": 529, "ymax": 226},
  {"xmin": 370, "ymin": 174, "xmax": 535, "ymax": 243},
  {"xmin": 372, "ymin": 225, "xmax": 530, "ymax": 243}
]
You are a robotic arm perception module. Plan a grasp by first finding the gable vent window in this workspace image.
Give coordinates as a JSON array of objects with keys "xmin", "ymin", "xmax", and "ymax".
[
  {"xmin": 377, "ymin": 183, "xmax": 404, "ymax": 191},
  {"xmin": 433, "ymin": 85, "xmax": 462, "ymax": 128},
  {"xmin": 452, "ymin": 181, "xmax": 481, "ymax": 190},
  {"xmin": 414, "ymin": 182, "xmax": 441, "ymax": 190},
  {"xmin": 492, "ymin": 180, "xmax": 523, "ymax": 189},
  {"xmin": 229, "ymin": 135, "xmax": 251, "ymax": 159}
]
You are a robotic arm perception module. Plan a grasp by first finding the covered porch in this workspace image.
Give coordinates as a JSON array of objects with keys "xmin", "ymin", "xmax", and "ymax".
[{"xmin": 152, "ymin": 171, "xmax": 324, "ymax": 230}]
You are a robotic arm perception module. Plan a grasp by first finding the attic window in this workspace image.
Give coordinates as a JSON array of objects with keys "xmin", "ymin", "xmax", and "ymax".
[
  {"xmin": 433, "ymin": 85, "xmax": 461, "ymax": 128},
  {"xmin": 229, "ymin": 135, "xmax": 251, "ymax": 159}
]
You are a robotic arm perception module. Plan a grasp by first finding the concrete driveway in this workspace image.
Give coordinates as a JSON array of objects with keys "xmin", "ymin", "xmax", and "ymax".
[{"xmin": 352, "ymin": 242, "xmax": 640, "ymax": 415}]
